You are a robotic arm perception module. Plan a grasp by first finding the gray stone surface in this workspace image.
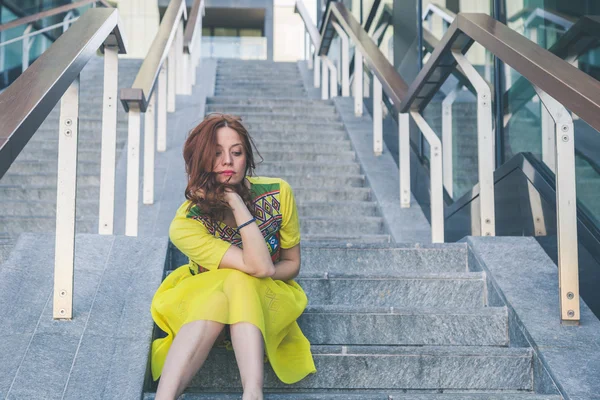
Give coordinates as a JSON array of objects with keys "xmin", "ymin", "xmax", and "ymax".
[
  {"xmin": 160, "ymin": 394, "xmax": 562, "ymax": 400},
  {"xmin": 332, "ymin": 97, "xmax": 433, "ymax": 244},
  {"xmin": 189, "ymin": 345, "xmax": 533, "ymax": 390},
  {"xmin": 0, "ymin": 233, "xmax": 167, "ymax": 399},
  {"xmin": 467, "ymin": 236, "xmax": 600, "ymax": 398}
]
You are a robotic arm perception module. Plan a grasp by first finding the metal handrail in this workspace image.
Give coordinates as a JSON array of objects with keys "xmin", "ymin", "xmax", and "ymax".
[
  {"xmin": 295, "ymin": 0, "xmax": 320, "ymax": 48},
  {"xmin": 183, "ymin": 0, "xmax": 204, "ymax": 54},
  {"xmin": 319, "ymin": 1, "xmax": 408, "ymax": 109},
  {"xmin": 399, "ymin": 14, "xmax": 600, "ymax": 129},
  {"xmin": 0, "ymin": 7, "xmax": 126, "ymax": 320},
  {"xmin": 0, "ymin": 8, "xmax": 125, "ymax": 180},
  {"xmin": 120, "ymin": 0, "xmax": 187, "ymax": 112},
  {"xmin": 508, "ymin": 7, "xmax": 576, "ymax": 31},
  {"xmin": 0, "ymin": 17, "xmax": 79, "ymax": 48},
  {"xmin": 0, "ymin": 0, "xmax": 112, "ymax": 33},
  {"xmin": 422, "ymin": 3, "xmax": 456, "ymax": 25}
]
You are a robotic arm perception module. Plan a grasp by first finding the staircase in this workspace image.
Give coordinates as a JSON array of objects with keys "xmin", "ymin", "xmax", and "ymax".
[
  {"xmin": 0, "ymin": 57, "xmax": 141, "ymax": 264},
  {"xmin": 143, "ymin": 60, "xmax": 556, "ymax": 399}
]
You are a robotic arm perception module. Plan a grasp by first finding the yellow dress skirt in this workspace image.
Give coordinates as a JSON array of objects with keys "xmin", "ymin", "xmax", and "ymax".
[{"xmin": 150, "ymin": 263, "xmax": 317, "ymax": 384}]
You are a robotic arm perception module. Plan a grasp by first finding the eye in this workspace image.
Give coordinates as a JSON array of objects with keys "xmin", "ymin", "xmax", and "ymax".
[
  {"xmin": 233, "ymin": 152, "xmax": 242, "ymax": 156},
  {"xmin": 216, "ymin": 151, "xmax": 222, "ymax": 157}
]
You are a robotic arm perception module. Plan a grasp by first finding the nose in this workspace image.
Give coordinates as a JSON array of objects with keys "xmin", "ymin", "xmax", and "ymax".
[{"xmin": 222, "ymin": 152, "xmax": 233, "ymax": 165}]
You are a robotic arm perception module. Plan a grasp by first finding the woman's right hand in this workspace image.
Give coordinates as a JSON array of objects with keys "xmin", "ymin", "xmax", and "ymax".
[{"xmin": 223, "ymin": 188, "xmax": 243, "ymax": 208}]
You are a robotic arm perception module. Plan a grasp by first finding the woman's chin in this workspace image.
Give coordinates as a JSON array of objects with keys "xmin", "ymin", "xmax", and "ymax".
[{"xmin": 218, "ymin": 175, "xmax": 242, "ymax": 185}]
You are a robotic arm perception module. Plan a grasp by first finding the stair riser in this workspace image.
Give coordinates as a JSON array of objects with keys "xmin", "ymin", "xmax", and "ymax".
[
  {"xmin": 282, "ymin": 176, "xmax": 364, "ymax": 188},
  {"xmin": 0, "ymin": 201, "xmax": 99, "ymax": 216},
  {"xmin": 0, "ymin": 186, "xmax": 100, "ymax": 202},
  {"xmin": 246, "ymin": 123, "xmax": 345, "ymax": 132},
  {"xmin": 256, "ymin": 164, "xmax": 361, "ymax": 175},
  {"xmin": 235, "ymin": 115, "xmax": 341, "ymax": 124},
  {"xmin": 300, "ymin": 247, "xmax": 468, "ymax": 274},
  {"xmin": 297, "ymin": 203, "xmax": 379, "ymax": 217},
  {"xmin": 149, "ymin": 394, "xmax": 561, "ymax": 400},
  {"xmin": 16, "ymin": 148, "xmax": 123, "ymax": 162},
  {"xmin": 189, "ymin": 350, "xmax": 532, "ymax": 390},
  {"xmin": 299, "ymin": 312, "xmax": 508, "ymax": 346},
  {"xmin": 39, "ymin": 119, "xmax": 128, "ymax": 131},
  {"xmin": 260, "ymin": 153, "xmax": 355, "ymax": 163},
  {"xmin": 0, "ymin": 218, "xmax": 96, "ymax": 234},
  {"xmin": 302, "ymin": 234, "xmax": 391, "ymax": 243},
  {"xmin": 205, "ymin": 106, "xmax": 338, "ymax": 115},
  {"xmin": 24, "ymin": 139, "xmax": 126, "ymax": 152},
  {"xmin": 254, "ymin": 142, "xmax": 353, "ymax": 152},
  {"xmin": 215, "ymin": 82, "xmax": 305, "ymax": 88},
  {"xmin": 294, "ymin": 189, "xmax": 370, "ymax": 203},
  {"xmin": 0, "ymin": 174, "xmax": 100, "ymax": 186},
  {"xmin": 6, "ymin": 162, "xmax": 102, "ymax": 175},
  {"xmin": 298, "ymin": 278, "xmax": 485, "ymax": 308},
  {"xmin": 300, "ymin": 219, "xmax": 383, "ymax": 235},
  {"xmin": 208, "ymin": 98, "xmax": 333, "ymax": 107},
  {"xmin": 250, "ymin": 131, "xmax": 349, "ymax": 141}
]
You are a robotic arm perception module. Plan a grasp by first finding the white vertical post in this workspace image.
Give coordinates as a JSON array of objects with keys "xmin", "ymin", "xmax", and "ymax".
[
  {"xmin": 326, "ymin": 58, "xmax": 338, "ymax": 98},
  {"xmin": 157, "ymin": 63, "xmax": 168, "ymax": 152},
  {"xmin": 307, "ymin": 38, "xmax": 313, "ymax": 69},
  {"xmin": 176, "ymin": 21, "xmax": 186, "ymax": 94},
  {"xmin": 373, "ymin": 75, "xmax": 383, "ymax": 156},
  {"xmin": 442, "ymin": 87, "xmax": 459, "ymax": 198},
  {"xmin": 313, "ymin": 50, "xmax": 320, "ymax": 88},
  {"xmin": 53, "ymin": 77, "xmax": 79, "ymax": 320},
  {"xmin": 399, "ymin": 113, "xmax": 411, "ymax": 208},
  {"xmin": 453, "ymin": 50, "xmax": 495, "ymax": 237},
  {"xmin": 321, "ymin": 56, "xmax": 329, "ymax": 100},
  {"xmin": 541, "ymin": 105, "xmax": 556, "ymax": 172},
  {"xmin": 98, "ymin": 43, "xmax": 119, "ymax": 235},
  {"xmin": 144, "ymin": 95, "xmax": 156, "ymax": 205},
  {"xmin": 62, "ymin": 11, "xmax": 74, "ymax": 32},
  {"xmin": 22, "ymin": 25, "xmax": 34, "ymax": 72},
  {"xmin": 410, "ymin": 111, "xmax": 444, "ymax": 243},
  {"xmin": 168, "ymin": 46, "xmax": 176, "ymax": 112},
  {"xmin": 332, "ymin": 22, "xmax": 349, "ymax": 97},
  {"xmin": 354, "ymin": 48, "xmax": 363, "ymax": 116},
  {"xmin": 126, "ymin": 104, "xmax": 142, "ymax": 237},
  {"xmin": 183, "ymin": 52, "xmax": 192, "ymax": 95},
  {"xmin": 533, "ymin": 87, "xmax": 580, "ymax": 325}
]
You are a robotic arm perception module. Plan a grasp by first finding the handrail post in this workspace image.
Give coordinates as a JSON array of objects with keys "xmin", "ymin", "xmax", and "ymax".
[
  {"xmin": 53, "ymin": 76, "xmax": 80, "ymax": 320},
  {"xmin": 533, "ymin": 86, "xmax": 580, "ymax": 325},
  {"xmin": 399, "ymin": 112, "xmax": 411, "ymax": 208},
  {"xmin": 441, "ymin": 86, "xmax": 460, "ymax": 199},
  {"xmin": 321, "ymin": 55, "xmax": 329, "ymax": 100},
  {"xmin": 373, "ymin": 75, "xmax": 382, "ymax": 155},
  {"xmin": 410, "ymin": 110, "xmax": 444, "ymax": 243},
  {"xmin": 332, "ymin": 22, "xmax": 349, "ymax": 97},
  {"xmin": 313, "ymin": 50, "xmax": 320, "ymax": 88},
  {"xmin": 98, "ymin": 39, "xmax": 119, "ymax": 235},
  {"xmin": 125, "ymin": 104, "xmax": 142, "ymax": 236},
  {"xmin": 22, "ymin": 24, "xmax": 34, "ymax": 72},
  {"xmin": 323, "ymin": 57, "xmax": 338, "ymax": 98},
  {"xmin": 354, "ymin": 48, "xmax": 363, "ymax": 116},
  {"xmin": 452, "ymin": 50, "xmax": 495, "ymax": 237},
  {"xmin": 175, "ymin": 20, "xmax": 186, "ymax": 94},
  {"xmin": 168, "ymin": 46, "xmax": 176, "ymax": 112},
  {"xmin": 157, "ymin": 63, "xmax": 168, "ymax": 152},
  {"xmin": 143, "ymin": 94, "xmax": 156, "ymax": 204}
]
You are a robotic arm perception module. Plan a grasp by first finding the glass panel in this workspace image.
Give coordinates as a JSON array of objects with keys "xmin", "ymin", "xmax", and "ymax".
[
  {"xmin": 201, "ymin": 36, "xmax": 267, "ymax": 60},
  {"xmin": 502, "ymin": 0, "xmax": 600, "ymax": 223}
]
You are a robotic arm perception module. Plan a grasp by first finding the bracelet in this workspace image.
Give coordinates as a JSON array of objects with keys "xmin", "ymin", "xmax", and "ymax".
[{"xmin": 237, "ymin": 217, "xmax": 256, "ymax": 231}]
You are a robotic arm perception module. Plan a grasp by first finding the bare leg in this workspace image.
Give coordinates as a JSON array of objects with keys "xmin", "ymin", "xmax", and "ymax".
[
  {"xmin": 230, "ymin": 322, "xmax": 265, "ymax": 400},
  {"xmin": 155, "ymin": 320, "xmax": 225, "ymax": 400}
]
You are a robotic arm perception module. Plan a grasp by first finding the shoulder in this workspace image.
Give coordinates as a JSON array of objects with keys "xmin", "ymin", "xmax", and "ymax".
[{"xmin": 248, "ymin": 176, "xmax": 292, "ymax": 194}]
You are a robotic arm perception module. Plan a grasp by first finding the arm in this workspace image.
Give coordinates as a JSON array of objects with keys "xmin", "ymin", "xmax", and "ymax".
[
  {"xmin": 218, "ymin": 192, "xmax": 275, "ymax": 278},
  {"xmin": 271, "ymin": 244, "xmax": 301, "ymax": 281}
]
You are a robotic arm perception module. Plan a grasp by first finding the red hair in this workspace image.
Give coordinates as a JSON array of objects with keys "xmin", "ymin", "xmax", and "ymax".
[{"xmin": 183, "ymin": 113, "xmax": 261, "ymax": 221}]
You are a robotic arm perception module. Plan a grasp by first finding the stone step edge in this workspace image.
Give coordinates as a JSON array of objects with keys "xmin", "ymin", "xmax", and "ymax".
[
  {"xmin": 146, "ymin": 392, "xmax": 559, "ymax": 400},
  {"xmin": 297, "ymin": 271, "xmax": 484, "ymax": 280},
  {"xmin": 303, "ymin": 305, "xmax": 505, "ymax": 316}
]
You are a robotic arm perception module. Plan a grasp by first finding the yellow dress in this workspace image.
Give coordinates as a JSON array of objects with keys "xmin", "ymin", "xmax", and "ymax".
[{"xmin": 150, "ymin": 176, "xmax": 317, "ymax": 384}]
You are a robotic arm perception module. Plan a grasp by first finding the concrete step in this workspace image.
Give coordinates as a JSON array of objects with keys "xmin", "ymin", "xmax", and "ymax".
[
  {"xmin": 150, "ymin": 393, "xmax": 561, "ymax": 400},
  {"xmin": 233, "ymin": 113, "xmax": 341, "ymax": 123},
  {"xmin": 299, "ymin": 305, "xmax": 508, "ymax": 346},
  {"xmin": 23, "ymin": 138, "xmax": 126, "ymax": 152},
  {"xmin": 0, "ymin": 200, "xmax": 99, "ymax": 216},
  {"xmin": 245, "ymin": 121, "xmax": 345, "ymax": 132},
  {"xmin": 39, "ymin": 117, "xmax": 128, "ymax": 132},
  {"xmin": 6, "ymin": 160, "xmax": 104, "ymax": 175},
  {"xmin": 299, "ymin": 244, "xmax": 468, "ymax": 274},
  {"xmin": 0, "ymin": 216, "xmax": 96, "ymax": 233},
  {"xmin": 31, "ymin": 125, "xmax": 128, "ymax": 141},
  {"xmin": 14, "ymin": 147, "xmax": 123, "ymax": 161},
  {"xmin": 0, "ymin": 173, "xmax": 101, "ymax": 186},
  {"xmin": 250, "ymin": 130, "xmax": 349, "ymax": 141},
  {"xmin": 205, "ymin": 105, "xmax": 338, "ymax": 115},
  {"xmin": 256, "ymin": 162, "xmax": 361, "ymax": 176},
  {"xmin": 0, "ymin": 184, "xmax": 100, "ymax": 201},
  {"xmin": 281, "ymin": 174, "xmax": 365, "ymax": 188},
  {"xmin": 297, "ymin": 201, "xmax": 379, "ymax": 217},
  {"xmin": 188, "ymin": 345, "xmax": 532, "ymax": 391},
  {"xmin": 0, "ymin": 236, "xmax": 15, "ymax": 265},
  {"xmin": 215, "ymin": 78, "xmax": 305, "ymax": 86},
  {"xmin": 297, "ymin": 271, "xmax": 486, "ymax": 308},
  {"xmin": 253, "ymin": 140, "xmax": 353, "ymax": 153},
  {"xmin": 294, "ymin": 187, "xmax": 371, "ymax": 202},
  {"xmin": 260, "ymin": 151, "xmax": 356, "ymax": 163},
  {"xmin": 207, "ymin": 97, "xmax": 333, "ymax": 107},
  {"xmin": 215, "ymin": 91, "xmax": 308, "ymax": 97},
  {"xmin": 302, "ymin": 233, "xmax": 391, "ymax": 243},
  {"xmin": 300, "ymin": 216, "xmax": 384, "ymax": 235}
]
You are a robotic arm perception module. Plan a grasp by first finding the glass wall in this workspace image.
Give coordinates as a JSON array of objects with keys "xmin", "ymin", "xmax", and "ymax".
[{"xmin": 201, "ymin": 27, "xmax": 267, "ymax": 60}]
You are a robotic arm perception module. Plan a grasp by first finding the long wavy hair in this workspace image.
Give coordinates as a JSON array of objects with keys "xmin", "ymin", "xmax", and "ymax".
[{"xmin": 183, "ymin": 113, "xmax": 261, "ymax": 222}]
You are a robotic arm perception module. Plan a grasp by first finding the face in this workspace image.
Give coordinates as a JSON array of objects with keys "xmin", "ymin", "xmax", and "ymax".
[{"xmin": 213, "ymin": 126, "xmax": 247, "ymax": 184}]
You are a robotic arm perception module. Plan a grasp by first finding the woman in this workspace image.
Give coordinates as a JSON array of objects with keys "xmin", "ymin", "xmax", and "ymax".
[{"xmin": 150, "ymin": 113, "xmax": 316, "ymax": 400}]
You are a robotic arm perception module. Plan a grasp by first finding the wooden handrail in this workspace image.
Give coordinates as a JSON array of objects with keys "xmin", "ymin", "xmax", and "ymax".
[
  {"xmin": 183, "ymin": 0, "xmax": 203, "ymax": 54},
  {"xmin": 120, "ymin": 0, "xmax": 187, "ymax": 112},
  {"xmin": 0, "ymin": 0, "xmax": 112, "ymax": 33},
  {"xmin": 319, "ymin": 1, "xmax": 408, "ymax": 110},
  {"xmin": 399, "ymin": 13, "xmax": 600, "ymax": 135},
  {"xmin": 0, "ymin": 8, "xmax": 126, "ymax": 180}
]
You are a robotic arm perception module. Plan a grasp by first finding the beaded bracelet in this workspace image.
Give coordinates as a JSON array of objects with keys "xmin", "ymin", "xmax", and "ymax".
[{"xmin": 237, "ymin": 217, "xmax": 256, "ymax": 231}]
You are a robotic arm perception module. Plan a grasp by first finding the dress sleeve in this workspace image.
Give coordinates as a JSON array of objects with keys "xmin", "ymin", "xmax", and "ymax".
[
  {"xmin": 169, "ymin": 213, "xmax": 231, "ymax": 271},
  {"xmin": 279, "ymin": 179, "xmax": 301, "ymax": 249}
]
